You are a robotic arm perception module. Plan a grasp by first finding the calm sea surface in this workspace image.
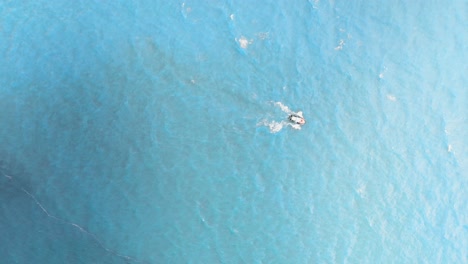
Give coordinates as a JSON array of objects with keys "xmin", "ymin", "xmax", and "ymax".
[{"xmin": 0, "ymin": 0, "xmax": 466, "ymax": 263}]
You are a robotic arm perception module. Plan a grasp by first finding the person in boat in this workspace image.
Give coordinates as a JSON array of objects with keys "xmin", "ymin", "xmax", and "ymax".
[{"xmin": 289, "ymin": 111, "xmax": 306, "ymax": 125}]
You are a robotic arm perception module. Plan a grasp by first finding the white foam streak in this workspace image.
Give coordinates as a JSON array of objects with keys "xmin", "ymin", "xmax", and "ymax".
[
  {"xmin": 386, "ymin": 94, "xmax": 397, "ymax": 101},
  {"xmin": 257, "ymin": 120, "xmax": 301, "ymax": 133},
  {"xmin": 273, "ymin": 101, "xmax": 293, "ymax": 114},
  {"xmin": 236, "ymin": 36, "xmax": 252, "ymax": 49},
  {"xmin": 257, "ymin": 120, "xmax": 284, "ymax": 133}
]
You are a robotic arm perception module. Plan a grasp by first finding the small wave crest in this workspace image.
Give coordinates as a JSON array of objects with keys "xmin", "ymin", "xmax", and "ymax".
[{"xmin": 257, "ymin": 102, "xmax": 302, "ymax": 133}]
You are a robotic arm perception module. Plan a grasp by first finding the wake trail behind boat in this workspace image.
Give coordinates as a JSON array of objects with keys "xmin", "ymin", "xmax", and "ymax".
[{"xmin": 257, "ymin": 102, "xmax": 303, "ymax": 133}]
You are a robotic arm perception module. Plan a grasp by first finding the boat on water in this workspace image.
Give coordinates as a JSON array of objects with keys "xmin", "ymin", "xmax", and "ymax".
[{"xmin": 288, "ymin": 111, "xmax": 306, "ymax": 125}]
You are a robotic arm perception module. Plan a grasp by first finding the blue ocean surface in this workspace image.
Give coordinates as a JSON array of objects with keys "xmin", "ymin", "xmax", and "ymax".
[{"xmin": 0, "ymin": 0, "xmax": 466, "ymax": 263}]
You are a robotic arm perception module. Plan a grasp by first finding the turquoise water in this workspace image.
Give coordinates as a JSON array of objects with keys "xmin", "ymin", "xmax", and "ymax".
[{"xmin": 1, "ymin": 0, "xmax": 467, "ymax": 263}]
